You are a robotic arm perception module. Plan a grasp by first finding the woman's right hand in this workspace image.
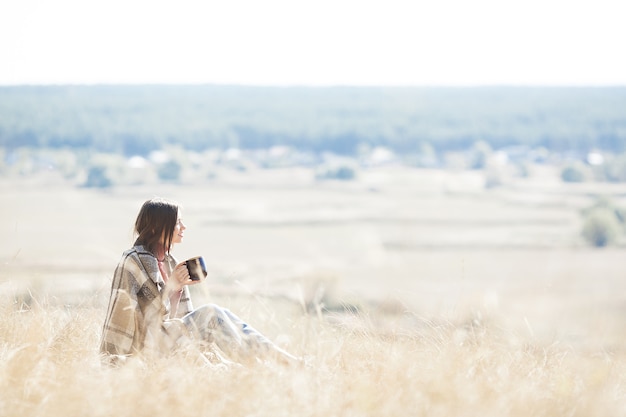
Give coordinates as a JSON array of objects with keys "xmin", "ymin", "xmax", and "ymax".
[{"xmin": 169, "ymin": 262, "xmax": 201, "ymax": 291}]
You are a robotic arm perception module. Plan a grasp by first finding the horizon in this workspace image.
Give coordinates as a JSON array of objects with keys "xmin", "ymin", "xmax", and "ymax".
[{"xmin": 2, "ymin": 83, "xmax": 626, "ymax": 89}]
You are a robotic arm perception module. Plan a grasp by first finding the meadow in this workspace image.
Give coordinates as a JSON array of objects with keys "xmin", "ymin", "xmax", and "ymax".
[{"xmin": 1, "ymin": 165, "xmax": 625, "ymax": 416}]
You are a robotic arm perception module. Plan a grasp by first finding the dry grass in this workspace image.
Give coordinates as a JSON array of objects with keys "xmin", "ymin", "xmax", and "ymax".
[
  {"xmin": 0, "ymin": 293, "xmax": 625, "ymax": 417},
  {"xmin": 2, "ymin": 166, "xmax": 626, "ymax": 416}
]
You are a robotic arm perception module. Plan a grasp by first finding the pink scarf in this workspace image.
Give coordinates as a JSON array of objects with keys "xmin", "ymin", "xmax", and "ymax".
[{"xmin": 155, "ymin": 248, "xmax": 169, "ymax": 284}]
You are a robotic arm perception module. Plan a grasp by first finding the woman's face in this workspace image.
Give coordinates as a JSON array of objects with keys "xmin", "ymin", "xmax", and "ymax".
[{"xmin": 171, "ymin": 214, "xmax": 186, "ymax": 245}]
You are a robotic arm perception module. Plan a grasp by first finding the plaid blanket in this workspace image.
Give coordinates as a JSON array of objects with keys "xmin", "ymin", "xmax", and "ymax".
[{"xmin": 100, "ymin": 245, "xmax": 194, "ymax": 358}]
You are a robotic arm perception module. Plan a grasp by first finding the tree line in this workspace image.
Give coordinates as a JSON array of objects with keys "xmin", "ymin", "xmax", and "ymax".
[{"xmin": 1, "ymin": 85, "xmax": 625, "ymax": 156}]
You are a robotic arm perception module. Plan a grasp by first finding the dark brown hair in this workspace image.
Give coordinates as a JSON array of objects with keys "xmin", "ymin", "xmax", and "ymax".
[{"xmin": 134, "ymin": 197, "xmax": 180, "ymax": 257}]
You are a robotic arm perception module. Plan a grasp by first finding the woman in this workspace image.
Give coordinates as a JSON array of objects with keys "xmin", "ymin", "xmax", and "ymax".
[{"xmin": 100, "ymin": 197, "xmax": 297, "ymax": 366}]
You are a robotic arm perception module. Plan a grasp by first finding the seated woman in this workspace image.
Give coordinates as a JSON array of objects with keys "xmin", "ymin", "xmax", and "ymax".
[{"xmin": 100, "ymin": 197, "xmax": 298, "ymax": 366}]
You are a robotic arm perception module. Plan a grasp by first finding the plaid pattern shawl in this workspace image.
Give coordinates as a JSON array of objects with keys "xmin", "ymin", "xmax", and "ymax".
[{"xmin": 100, "ymin": 245, "xmax": 194, "ymax": 358}]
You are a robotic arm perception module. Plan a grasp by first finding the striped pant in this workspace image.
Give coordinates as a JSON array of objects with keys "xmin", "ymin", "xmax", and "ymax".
[{"xmin": 180, "ymin": 303, "xmax": 295, "ymax": 363}]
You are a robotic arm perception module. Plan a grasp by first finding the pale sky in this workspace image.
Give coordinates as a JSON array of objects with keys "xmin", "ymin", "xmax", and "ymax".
[{"xmin": 1, "ymin": 0, "xmax": 625, "ymax": 86}]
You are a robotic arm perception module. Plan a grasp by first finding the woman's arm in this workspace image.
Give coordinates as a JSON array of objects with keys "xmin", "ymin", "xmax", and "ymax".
[{"xmin": 166, "ymin": 262, "xmax": 196, "ymax": 318}]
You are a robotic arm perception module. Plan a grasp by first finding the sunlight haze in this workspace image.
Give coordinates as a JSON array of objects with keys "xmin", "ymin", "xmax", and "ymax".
[{"xmin": 1, "ymin": 0, "xmax": 625, "ymax": 86}]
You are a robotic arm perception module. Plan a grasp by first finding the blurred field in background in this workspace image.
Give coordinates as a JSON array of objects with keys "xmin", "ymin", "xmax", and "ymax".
[{"xmin": 1, "ymin": 164, "xmax": 625, "ymax": 416}]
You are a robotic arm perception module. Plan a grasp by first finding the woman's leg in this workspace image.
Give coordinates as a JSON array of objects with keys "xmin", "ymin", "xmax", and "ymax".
[{"xmin": 182, "ymin": 304, "xmax": 297, "ymax": 363}]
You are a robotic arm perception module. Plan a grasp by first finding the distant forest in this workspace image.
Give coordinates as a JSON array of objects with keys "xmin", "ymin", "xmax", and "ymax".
[{"xmin": 1, "ymin": 85, "xmax": 625, "ymax": 156}]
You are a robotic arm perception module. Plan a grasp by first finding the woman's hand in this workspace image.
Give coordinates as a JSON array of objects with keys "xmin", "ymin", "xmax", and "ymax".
[{"xmin": 168, "ymin": 262, "xmax": 201, "ymax": 292}]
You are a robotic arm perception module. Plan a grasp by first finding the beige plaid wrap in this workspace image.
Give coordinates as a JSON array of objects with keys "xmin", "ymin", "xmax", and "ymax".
[{"xmin": 99, "ymin": 245, "xmax": 193, "ymax": 359}]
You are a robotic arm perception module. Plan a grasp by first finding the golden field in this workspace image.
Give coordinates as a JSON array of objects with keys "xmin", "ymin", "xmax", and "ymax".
[{"xmin": 1, "ymin": 165, "xmax": 625, "ymax": 416}]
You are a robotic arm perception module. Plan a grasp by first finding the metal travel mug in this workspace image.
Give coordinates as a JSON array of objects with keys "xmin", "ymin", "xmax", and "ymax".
[{"xmin": 186, "ymin": 256, "xmax": 207, "ymax": 281}]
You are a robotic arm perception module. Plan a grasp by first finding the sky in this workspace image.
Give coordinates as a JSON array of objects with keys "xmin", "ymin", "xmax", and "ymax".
[{"xmin": 1, "ymin": 0, "xmax": 625, "ymax": 86}]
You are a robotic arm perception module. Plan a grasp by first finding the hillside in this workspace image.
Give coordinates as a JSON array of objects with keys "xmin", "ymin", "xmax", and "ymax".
[{"xmin": 1, "ymin": 85, "xmax": 625, "ymax": 155}]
